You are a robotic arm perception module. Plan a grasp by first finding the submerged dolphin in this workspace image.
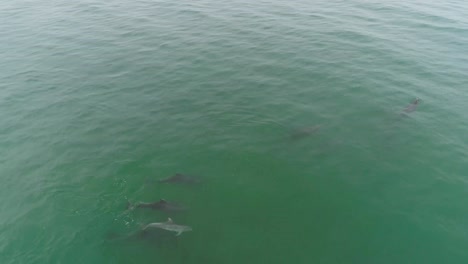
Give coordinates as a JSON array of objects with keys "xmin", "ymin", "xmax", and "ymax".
[
  {"xmin": 143, "ymin": 218, "xmax": 192, "ymax": 236},
  {"xmin": 106, "ymin": 227, "xmax": 178, "ymax": 246},
  {"xmin": 401, "ymin": 98, "xmax": 421, "ymax": 114},
  {"xmin": 128, "ymin": 199, "xmax": 187, "ymax": 212},
  {"xmin": 158, "ymin": 173, "xmax": 202, "ymax": 185},
  {"xmin": 290, "ymin": 125, "xmax": 321, "ymax": 140}
]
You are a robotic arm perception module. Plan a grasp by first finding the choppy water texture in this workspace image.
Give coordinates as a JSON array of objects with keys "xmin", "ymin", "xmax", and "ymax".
[{"xmin": 1, "ymin": 0, "xmax": 468, "ymax": 263}]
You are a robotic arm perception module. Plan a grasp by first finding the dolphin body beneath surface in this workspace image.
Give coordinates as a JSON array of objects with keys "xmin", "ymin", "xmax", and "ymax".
[
  {"xmin": 143, "ymin": 218, "xmax": 192, "ymax": 236},
  {"xmin": 401, "ymin": 98, "xmax": 421, "ymax": 114},
  {"xmin": 158, "ymin": 173, "xmax": 202, "ymax": 185},
  {"xmin": 290, "ymin": 125, "xmax": 321, "ymax": 140},
  {"xmin": 128, "ymin": 199, "xmax": 187, "ymax": 212}
]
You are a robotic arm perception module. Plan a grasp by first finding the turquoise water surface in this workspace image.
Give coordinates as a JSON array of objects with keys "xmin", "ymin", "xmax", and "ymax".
[{"xmin": 1, "ymin": 0, "xmax": 467, "ymax": 263}]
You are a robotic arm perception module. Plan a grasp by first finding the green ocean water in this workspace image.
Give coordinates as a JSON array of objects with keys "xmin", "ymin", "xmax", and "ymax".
[{"xmin": 1, "ymin": 0, "xmax": 468, "ymax": 263}]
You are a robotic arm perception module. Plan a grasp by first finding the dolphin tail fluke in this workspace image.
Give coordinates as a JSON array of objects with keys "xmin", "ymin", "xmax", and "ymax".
[{"xmin": 126, "ymin": 200, "xmax": 137, "ymax": 211}]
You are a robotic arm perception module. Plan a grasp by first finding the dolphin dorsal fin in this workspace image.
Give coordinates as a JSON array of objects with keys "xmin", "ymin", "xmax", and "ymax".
[
  {"xmin": 159, "ymin": 199, "xmax": 167, "ymax": 204},
  {"xmin": 167, "ymin": 218, "xmax": 173, "ymax": 224}
]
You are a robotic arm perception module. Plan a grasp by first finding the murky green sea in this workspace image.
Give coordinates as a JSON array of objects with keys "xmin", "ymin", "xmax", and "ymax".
[{"xmin": 1, "ymin": 0, "xmax": 467, "ymax": 263}]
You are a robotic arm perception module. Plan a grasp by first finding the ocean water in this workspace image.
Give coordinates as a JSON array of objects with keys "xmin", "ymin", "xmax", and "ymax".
[{"xmin": 1, "ymin": 0, "xmax": 467, "ymax": 263}]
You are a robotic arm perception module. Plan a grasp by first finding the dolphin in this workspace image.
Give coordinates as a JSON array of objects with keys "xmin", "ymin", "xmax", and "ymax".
[
  {"xmin": 401, "ymin": 98, "xmax": 421, "ymax": 114},
  {"xmin": 158, "ymin": 173, "xmax": 202, "ymax": 185},
  {"xmin": 128, "ymin": 199, "xmax": 187, "ymax": 212},
  {"xmin": 143, "ymin": 218, "xmax": 192, "ymax": 236},
  {"xmin": 290, "ymin": 125, "xmax": 321, "ymax": 140},
  {"xmin": 106, "ymin": 227, "xmax": 178, "ymax": 246}
]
